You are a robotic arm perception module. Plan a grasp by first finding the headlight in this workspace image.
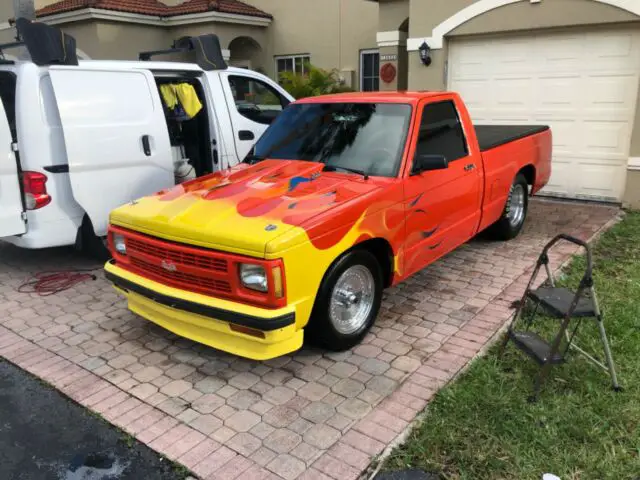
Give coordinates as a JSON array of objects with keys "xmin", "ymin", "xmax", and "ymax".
[
  {"xmin": 112, "ymin": 233, "xmax": 127, "ymax": 255},
  {"xmin": 239, "ymin": 264, "xmax": 267, "ymax": 292}
]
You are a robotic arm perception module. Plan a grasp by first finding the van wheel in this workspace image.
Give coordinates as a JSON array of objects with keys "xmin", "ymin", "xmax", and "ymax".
[
  {"xmin": 80, "ymin": 218, "xmax": 110, "ymax": 261},
  {"xmin": 488, "ymin": 173, "xmax": 529, "ymax": 241},
  {"xmin": 307, "ymin": 249, "xmax": 383, "ymax": 351}
]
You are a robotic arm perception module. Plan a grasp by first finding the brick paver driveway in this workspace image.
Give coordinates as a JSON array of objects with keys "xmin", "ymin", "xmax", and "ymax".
[{"xmin": 0, "ymin": 199, "xmax": 618, "ymax": 480}]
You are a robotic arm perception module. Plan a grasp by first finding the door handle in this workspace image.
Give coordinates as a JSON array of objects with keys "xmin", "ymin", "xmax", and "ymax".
[
  {"xmin": 141, "ymin": 135, "xmax": 151, "ymax": 156},
  {"xmin": 238, "ymin": 130, "xmax": 255, "ymax": 141},
  {"xmin": 464, "ymin": 163, "xmax": 476, "ymax": 172}
]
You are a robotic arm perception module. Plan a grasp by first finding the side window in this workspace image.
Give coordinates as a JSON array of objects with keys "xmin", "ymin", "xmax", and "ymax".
[
  {"xmin": 416, "ymin": 100, "xmax": 468, "ymax": 162},
  {"xmin": 228, "ymin": 75, "xmax": 290, "ymax": 125}
]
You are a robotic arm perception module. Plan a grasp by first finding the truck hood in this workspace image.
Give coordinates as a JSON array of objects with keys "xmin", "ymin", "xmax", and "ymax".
[{"xmin": 109, "ymin": 160, "xmax": 384, "ymax": 256}]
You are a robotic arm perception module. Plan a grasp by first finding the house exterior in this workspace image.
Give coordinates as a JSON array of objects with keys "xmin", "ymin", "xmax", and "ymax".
[
  {"xmin": 370, "ymin": 0, "xmax": 640, "ymax": 208},
  {"xmin": 1, "ymin": 0, "xmax": 639, "ymax": 208},
  {"xmin": 0, "ymin": 0, "xmax": 380, "ymax": 91}
]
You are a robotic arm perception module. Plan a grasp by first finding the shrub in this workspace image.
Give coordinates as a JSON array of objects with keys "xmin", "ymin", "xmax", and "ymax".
[{"xmin": 278, "ymin": 63, "xmax": 354, "ymax": 98}]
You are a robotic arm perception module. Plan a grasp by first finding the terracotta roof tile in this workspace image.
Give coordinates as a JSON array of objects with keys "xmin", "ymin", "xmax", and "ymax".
[{"xmin": 36, "ymin": 0, "xmax": 272, "ymax": 19}]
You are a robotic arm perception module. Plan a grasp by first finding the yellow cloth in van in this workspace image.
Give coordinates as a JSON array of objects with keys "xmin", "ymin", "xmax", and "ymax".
[{"xmin": 160, "ymin": 83, "xmax": 203, "ymax": 119}]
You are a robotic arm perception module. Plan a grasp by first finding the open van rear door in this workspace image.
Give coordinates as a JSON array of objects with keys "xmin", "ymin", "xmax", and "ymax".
[
  {"xmin": 0, "ymin": 97, "xmax": 26, "ymax": 237},
  {"xmin": 48, "ymin": 66, "xmax": 173, "ymax": 236}
]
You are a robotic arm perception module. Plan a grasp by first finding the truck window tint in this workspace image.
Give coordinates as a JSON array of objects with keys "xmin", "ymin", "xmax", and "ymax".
[
  {"xmin": 253, "ymin": 102, "xmax": 412, "ymax": 178},
  {"xmin": 228, "ymin": 75, "xmax": 290, "ymax": 125},
  {"xmin": 417, "ymin": 100, "xmax": 467, "ymax": 162}
]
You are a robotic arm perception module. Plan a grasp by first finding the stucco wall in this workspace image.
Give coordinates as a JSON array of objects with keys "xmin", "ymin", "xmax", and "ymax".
[
  {"xmin": 623, "ymin": 171, "xmax": 640, "ymax": 209},
  {"xmin": 378, "ymin": 0, "xmax": 409, "ymax": 33},
  {"xmin": 245, "ymin": 0, "xmax": 378, "ymax": 79}
]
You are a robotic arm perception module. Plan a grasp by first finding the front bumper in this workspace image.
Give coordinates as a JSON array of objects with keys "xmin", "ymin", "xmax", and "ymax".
[{"xmin": 105, "ymin": 261, "xmax": 303, "ymax": 360}]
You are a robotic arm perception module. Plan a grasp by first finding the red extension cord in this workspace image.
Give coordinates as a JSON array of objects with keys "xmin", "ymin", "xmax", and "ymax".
[{"xmin": 17, "ymin": 269, "xmax": 100, "ymax": 296}]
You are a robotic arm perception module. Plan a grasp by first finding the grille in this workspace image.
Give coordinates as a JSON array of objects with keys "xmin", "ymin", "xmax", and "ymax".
[
  {"xmin": 130, "ymin": 257, "xmax": 232, "ymax": 296},
  {"xmin": 127, "ymin": 237, "xmax": 228, "ymax": 272}
]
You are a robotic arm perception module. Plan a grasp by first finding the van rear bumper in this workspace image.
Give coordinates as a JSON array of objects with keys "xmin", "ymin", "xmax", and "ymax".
[
  {"xmin": 3, "ymin": 215, "xmax": 81, "ymax": 249},
  {"xmin": 104, "ymin": 261, "xmax": 303, "ymax": 360}
]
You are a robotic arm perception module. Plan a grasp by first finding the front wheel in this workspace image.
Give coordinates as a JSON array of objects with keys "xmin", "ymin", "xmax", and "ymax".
[
  {"xmin": 487, "ymin": 173, "xmax": 529, "ymax": 241},
  {"xmin": 307, "ymin": 249, "xmax": 383, "ymax": 351}
]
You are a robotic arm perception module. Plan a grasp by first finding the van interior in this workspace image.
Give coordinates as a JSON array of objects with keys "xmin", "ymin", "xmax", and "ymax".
[
  {"xmin": 153, "ymin": 72, "xmax": 215, "ymax": 183},
  {"xmin": 0, "ymin": 71, "xmax": 17, "ymax": 142}
]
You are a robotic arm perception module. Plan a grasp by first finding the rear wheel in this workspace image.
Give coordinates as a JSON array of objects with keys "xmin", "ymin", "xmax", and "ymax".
[
  {"xmin": 487, "ymin": 173, "xmax": 529, "ymax": 240},
  {"xmin": 307, "ymin": 249, "xmax": 383, "ymax": 351},
  {"xmin": 80, "ymin": 217, "xmax": 110, "ymax": 261}
]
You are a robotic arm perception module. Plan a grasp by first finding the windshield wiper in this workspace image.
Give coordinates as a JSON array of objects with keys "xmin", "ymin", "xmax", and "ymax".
[{"xmin": 323, "ymin": 165, "xmax": 369, "ymax": 180}]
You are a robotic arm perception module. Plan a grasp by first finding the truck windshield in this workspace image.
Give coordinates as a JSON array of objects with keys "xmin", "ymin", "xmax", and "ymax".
[{"xmin": 252, "ymin": 102, "xmax": 412, "ymax": 177}]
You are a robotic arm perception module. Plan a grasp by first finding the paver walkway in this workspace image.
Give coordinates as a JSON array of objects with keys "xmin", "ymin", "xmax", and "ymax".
[{"xmin": 0, "ymin": 199, "xmax": 618, "ymax": 480}]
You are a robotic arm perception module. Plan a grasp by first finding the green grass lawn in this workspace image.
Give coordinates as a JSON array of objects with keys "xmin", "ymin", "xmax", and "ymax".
[{"xmin": 383, "ymin": 211, "xmax": 640, "ymax": 480}]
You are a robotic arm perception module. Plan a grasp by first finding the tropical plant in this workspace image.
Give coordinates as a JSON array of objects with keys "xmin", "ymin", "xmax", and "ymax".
[{"xmin": 278, "ymin": 63, "xmax": 354, "ymax": 98}]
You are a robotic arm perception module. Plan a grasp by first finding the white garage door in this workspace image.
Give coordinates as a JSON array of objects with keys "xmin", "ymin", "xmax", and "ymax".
[{"xmin": 448, "ymin": 29, "xmax": 640, "ymax": 201}]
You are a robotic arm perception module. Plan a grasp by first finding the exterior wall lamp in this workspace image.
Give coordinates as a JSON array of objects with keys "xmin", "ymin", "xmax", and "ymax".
[{"xmin": 419, "ymin": 41, "xmax": 432, "ymax": 66}]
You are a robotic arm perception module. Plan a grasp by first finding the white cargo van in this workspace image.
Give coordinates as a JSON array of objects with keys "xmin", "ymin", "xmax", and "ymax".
[{"xmin": 0, "ymin": 19, "xmax": 293, "ymax": 255}]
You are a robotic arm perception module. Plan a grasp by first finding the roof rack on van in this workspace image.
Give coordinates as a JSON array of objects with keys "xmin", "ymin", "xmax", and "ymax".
[
  {"xmin": 13, "ymin": 18, "xmax": 79, "ymax": 67},
  {"xmin": 139, "ymin": 34, "xmax": 228, "ymax": 72}
]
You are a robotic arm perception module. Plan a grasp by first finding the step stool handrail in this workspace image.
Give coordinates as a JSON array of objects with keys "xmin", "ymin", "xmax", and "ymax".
[{"xmin": 539, "ymin": 233, "xmax": 593, "ymax": 281}]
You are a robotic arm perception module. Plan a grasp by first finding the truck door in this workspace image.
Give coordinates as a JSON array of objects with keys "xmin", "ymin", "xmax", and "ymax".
[
  {"xmin": 403, "ymin": 98, "xmax": 482, "ymax": 277},
  {"xmin": 220, "ymin": 71, "xmax": 293, "ymax": 161},
  {"xmin": 0, "ymin": 79, "xmax": 26, "ymax": 237},
  {"xmin": 48, "ymin": 66, "xmax": 173, "ymax": 237}
]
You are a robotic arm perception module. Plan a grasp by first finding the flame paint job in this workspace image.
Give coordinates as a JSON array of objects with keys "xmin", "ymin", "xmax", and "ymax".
[{"xmin": 106, "ymin": 91, "xmax": 552, "ymax": 360}]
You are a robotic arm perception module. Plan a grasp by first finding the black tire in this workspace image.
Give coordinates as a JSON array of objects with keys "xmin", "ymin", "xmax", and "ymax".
[
  {"xmin": 487, "ymin": 173, "xmax": 529, "ymax": 241},
  {"xmin": 80, "ymin": 217, "xmax": 111, "ymax": 261},
  {"xmin": 307, "ymin": 249, "xmax": 383, "ymax": 351}
]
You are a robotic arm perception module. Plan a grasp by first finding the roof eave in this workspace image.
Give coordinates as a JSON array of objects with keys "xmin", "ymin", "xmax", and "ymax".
[{"xmin": 35, "ymin": 7, "xmax": 272, "ymax": 27}]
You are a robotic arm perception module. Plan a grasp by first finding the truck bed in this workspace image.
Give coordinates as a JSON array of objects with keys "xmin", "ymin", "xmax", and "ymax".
[{"xmin": 475, "ymin": 125, "xmax": 550, "ymax": 151}]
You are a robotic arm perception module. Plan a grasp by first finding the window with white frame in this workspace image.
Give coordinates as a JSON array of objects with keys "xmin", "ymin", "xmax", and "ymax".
[
  {"xmin": 360, "ymin": 49, "xmax": 380, "ymax": 92},
  {"xmin": 275, "ymin": 54, "xmax": 311, "ymax": 81}
]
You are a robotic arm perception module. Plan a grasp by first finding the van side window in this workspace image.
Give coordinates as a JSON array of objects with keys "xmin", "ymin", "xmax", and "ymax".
[
  {"xmin": 416, "ymin": 100, "xmax": 468, "ymax": 162},
  {"xmin": 228, "ymin": 75, "xmax": 290, "ymax": 125}
]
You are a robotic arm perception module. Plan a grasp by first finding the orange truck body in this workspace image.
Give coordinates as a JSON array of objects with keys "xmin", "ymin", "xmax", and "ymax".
[{"xmin": 104, "ymin": 91, "xmax": 552, "ymax": 360}]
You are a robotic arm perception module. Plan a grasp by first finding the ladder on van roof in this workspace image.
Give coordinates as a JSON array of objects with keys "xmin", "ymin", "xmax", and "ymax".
[
  {"xmin": 0, "ymin": 18, "xmax": 78, "ymax": 66},
  {"xmin": 498, "ymin": 234, "xmax": 621, "ymax": 402},
  {"xmin": 139, "ymin": 34, "xmax": 228, "ymax": 72}
]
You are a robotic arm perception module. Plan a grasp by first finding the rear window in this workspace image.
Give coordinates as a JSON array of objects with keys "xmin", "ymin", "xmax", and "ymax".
[{"xmin": 417, "ymin": 100, "xmax": 468, "ymax": 162}]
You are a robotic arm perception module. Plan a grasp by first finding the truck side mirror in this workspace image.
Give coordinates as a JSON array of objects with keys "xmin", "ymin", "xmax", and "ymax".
[{"xmin": 411, "ymin": 154, "xmax": 448, "ymax": 175}]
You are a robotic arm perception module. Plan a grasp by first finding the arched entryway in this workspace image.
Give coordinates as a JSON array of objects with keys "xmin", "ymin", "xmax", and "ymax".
[{"xmin": 228, "ymin": 36, "xmax": 263, "ymax": 71}]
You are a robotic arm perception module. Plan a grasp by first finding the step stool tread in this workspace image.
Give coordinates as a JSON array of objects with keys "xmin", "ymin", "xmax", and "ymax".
[
  {"xmin": 528, "ymin": 287, "xmax": 596, "ymax": 318},
  {"xmin": 509, "ymin": 330, "xmax": 565, "ymax": 365}
]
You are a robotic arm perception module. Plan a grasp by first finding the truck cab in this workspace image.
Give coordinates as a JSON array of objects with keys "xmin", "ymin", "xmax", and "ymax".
[
  {"xmin": 104, "ymin": 91, "xmax": 552, "ymax": 360},
  {"xmin": 0, "ymin": 19, "xmax": 293, "ymax": 253}
]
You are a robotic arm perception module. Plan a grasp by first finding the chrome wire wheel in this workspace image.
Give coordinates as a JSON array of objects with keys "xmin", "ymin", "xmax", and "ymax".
[
  {"xmin": 329, "ymin": 265, "xmax": 375, "ymax": 335},
  {"xmin": 506, "ymin": 183, "xmax": 526, "ymax": 227}
]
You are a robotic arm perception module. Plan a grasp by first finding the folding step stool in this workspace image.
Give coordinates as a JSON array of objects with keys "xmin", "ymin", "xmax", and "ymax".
[{"xmin": 499, "ymin": 233, "xmax": 620, "ymax": 402}]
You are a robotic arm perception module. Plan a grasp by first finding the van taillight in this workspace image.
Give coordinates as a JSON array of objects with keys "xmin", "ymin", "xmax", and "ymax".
[{"xmin": 22, "ymin": 171, "xmax": 51, "ymax": 210}]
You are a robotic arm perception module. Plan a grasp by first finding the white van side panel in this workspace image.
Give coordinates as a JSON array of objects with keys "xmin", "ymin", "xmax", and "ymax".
[
  {"xmin": 49, "ymin": 66, "xmax": 173, "ymax": 237},
  {"xmin": 0, "ymin": 81, "xmax": 26, "ymax": 237}
]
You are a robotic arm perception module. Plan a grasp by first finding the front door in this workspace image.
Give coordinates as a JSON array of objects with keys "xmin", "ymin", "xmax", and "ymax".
[
  {"xmin": 0, "ymin": 72, "xmax": 26, "ymax": 238},
  {"xmin": 403, "ymin": 98, "xmax": 482, "ymax": 277},
  {"xmin": 48, "ymin": 66, "xmax": 173, "ymax": 237},
  {"xmin": 221, "ymin": 72, "xmax": 292, "ymax": 161}
]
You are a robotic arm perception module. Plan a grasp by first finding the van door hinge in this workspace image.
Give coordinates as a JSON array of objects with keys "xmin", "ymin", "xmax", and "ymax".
[
  {"xmin": 11, "ymin": 142, "xmax": 18, "ymax": 152},
  {"xmin": 21, "ymin": 212, "xmax": 27, "ymax": 222}
]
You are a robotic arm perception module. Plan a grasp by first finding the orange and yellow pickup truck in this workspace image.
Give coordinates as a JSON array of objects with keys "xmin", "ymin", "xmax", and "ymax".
[{"xmin": 104, "ymin": 91, "xmax": 552, "ymax": 360}]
